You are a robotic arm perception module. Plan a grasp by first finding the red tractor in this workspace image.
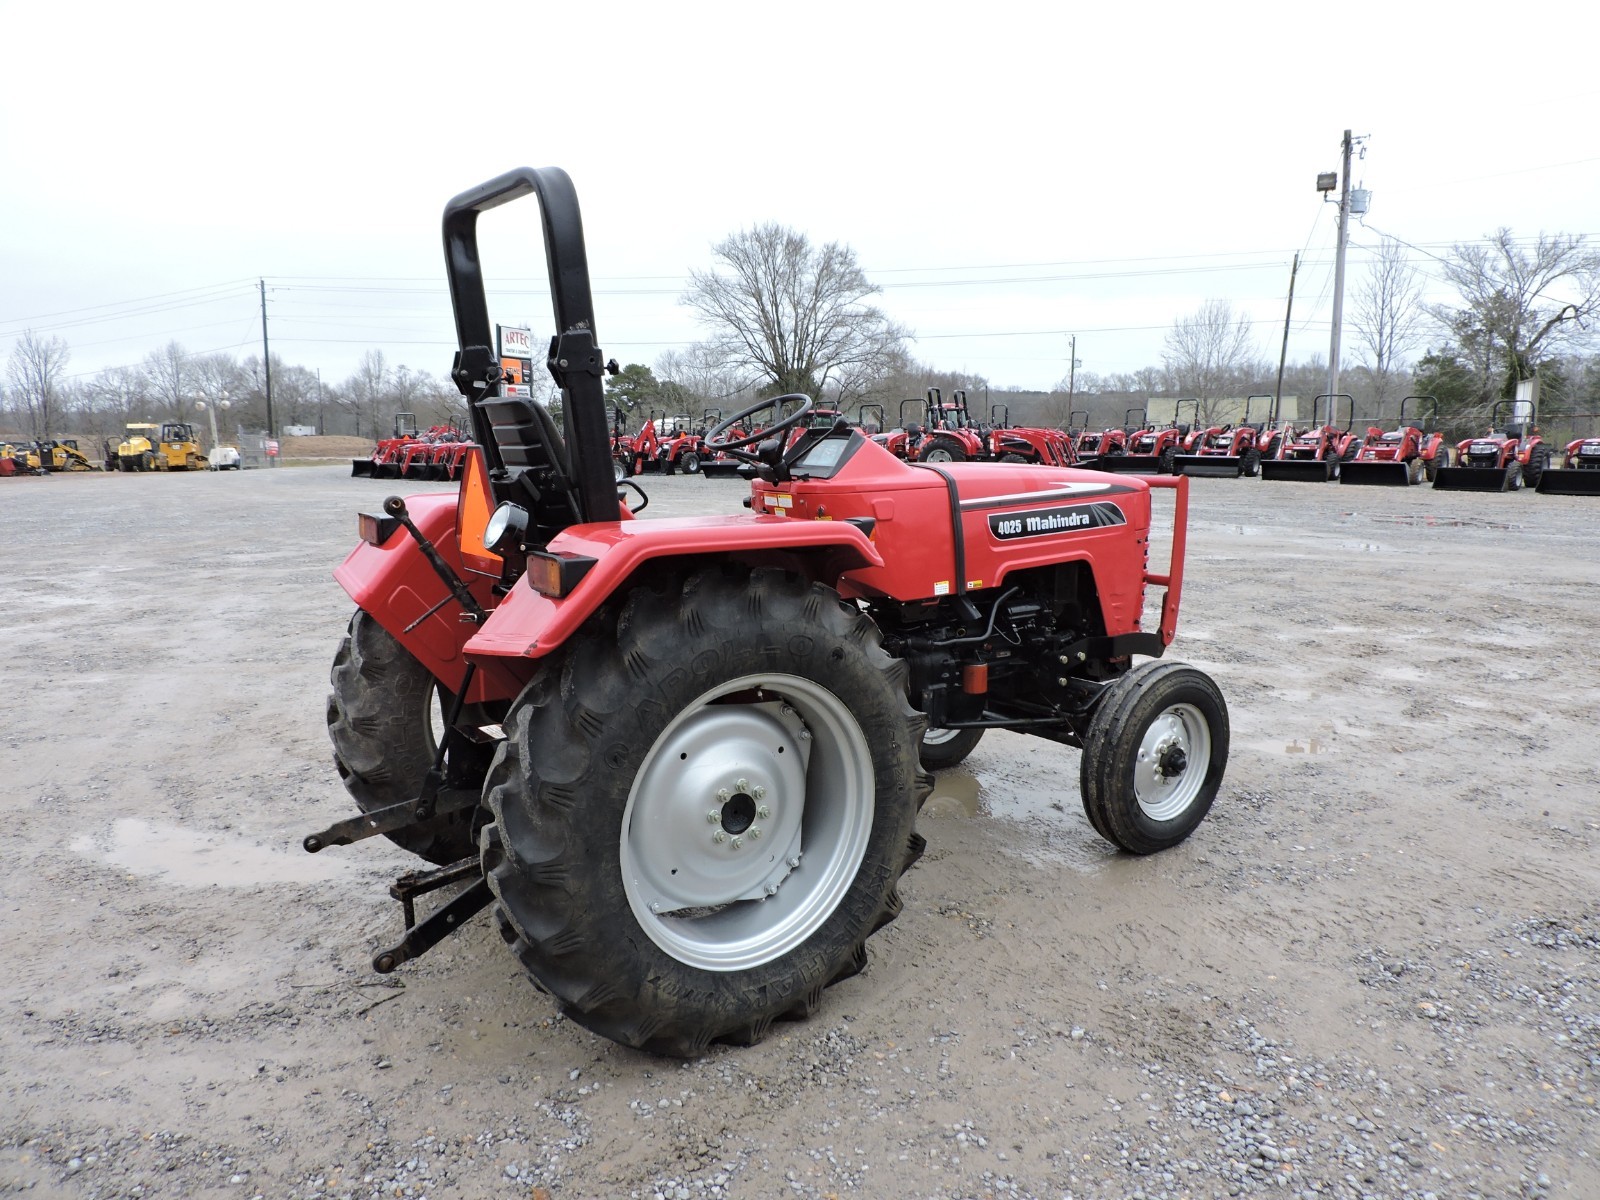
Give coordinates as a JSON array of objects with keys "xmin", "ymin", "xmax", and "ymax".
[
  {"xmin": 608, "ymin": 405, "xmax": 637, "ymax": 480},
  {"xmin": 308, "ymin": 167, "xmax": 1228, "ymax": 1057},
  {"xmin": 985, "ymin": 401, "xmax": 1077, "ymax": 467},
  {"xmin": 1072, "ymin": 412, "xmax": 1133, "ymax": 464},
  {"xmin": 1172, "ymin": 396, "xmax": 1269, "ymax": 478},
  {"xmin": 352, "ymin": 412, "xmax": 420, "ymax": 478},
  {"xmin": 1338, "ymin": 395, "xmax": 1452, "ymax": 486},
  {"xmin": 1259, "ymin": 394, "xmax": 1358, "ymax": 482},
  {"xmin": 1090, "ymin": 401, "xmax": 1193, "ymax": 475},
  {"xmin": 1537, "ymin": 431, "xmax": 1600, "ymax": 495},
  {"xmin": 1434, "ymin": 400, "xmax": 1549, "ymax": 491},
  {"xmin": 906, "ymin": 387, "xmax": 988, "ymax": 462}
]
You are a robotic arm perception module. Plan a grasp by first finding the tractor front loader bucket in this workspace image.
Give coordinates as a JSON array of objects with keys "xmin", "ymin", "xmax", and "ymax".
[
  {"xmin": 1175, "ymin": 455, "xmax": 1243, "ymax": 478},
  {"xmin": 1260, "ymin": 458, "xmax": 1336, "ymax": 482},
  {"xmin": 1536, "ymin": 468, "xmax": 1600, "ymax": 495},
  {"xmin": 1432, "ymin": 465, "xmax": 1517, "ymax": 492},
  {"xmin": 352, "ymin": 458, "xmax": 374, "ymax": 477},
  {"xmin": 1087, "ymin": 454, "xmax": 1165, "ymax": 474},
  {"xmin": 1338, "ymin": 460, "xmax": 1414, "ymax": 487}
]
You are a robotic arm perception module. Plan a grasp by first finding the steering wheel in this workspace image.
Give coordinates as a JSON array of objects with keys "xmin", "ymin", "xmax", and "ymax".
[{"xmin": 704, "ymin": 394, "xmax": 815, "ymax": 456}]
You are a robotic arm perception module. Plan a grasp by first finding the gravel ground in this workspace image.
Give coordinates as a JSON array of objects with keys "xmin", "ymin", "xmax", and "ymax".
[{"xmin": 1, "ymin": 463, "xmax": 1596, "ymax": 1199}]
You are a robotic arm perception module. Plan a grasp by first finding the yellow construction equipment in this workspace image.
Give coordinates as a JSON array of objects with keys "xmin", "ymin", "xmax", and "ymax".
[
  {"xmin": 39, "ymin": 438, "xmax": 101, "ymax": 471},
  {"xmin": 116, "ymin": 421, "xmax": 207, "ymax": 471}
]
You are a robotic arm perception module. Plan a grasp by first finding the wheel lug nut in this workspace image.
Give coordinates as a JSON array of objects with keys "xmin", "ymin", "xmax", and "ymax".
[
  {"xmin": 749, "ymin": 826, "xmax": 763, "ymax": 840},
  {"xmin": 730, "ymin": 836, "xmax": 743, "ymax": 850},
  {"xmin": 736, "ymin": 778, "xmax": 749, "ymax": 792},
  {"xmin": 752, "ymin": 785, "xmax": 766, "ymax": 800},
  {"xmin": 764, "ymin": 883, "xmax": 779, "ymax": 896},
  {"xmin": 712, "ymin": 830, "xmax": 726, "ymax": 844},
  {"xmin": 756, "ymin": 805, "xmax": 770, "ymax": 820},
  {"xmin": 707, "ymin": 810, "xmax": 721, "ymax": 823},
  {"xmin": 716, "ymin": 788, "xmax": 730, "ymax": 801},
  {"xmin": 788, "ymin": 855, "xmax": 802, "ymax": 868}
]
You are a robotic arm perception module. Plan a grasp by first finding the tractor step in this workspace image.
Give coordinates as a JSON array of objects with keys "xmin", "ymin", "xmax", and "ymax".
[
  {"xmin": 1174, "ymin": 455, "xmax": 1245, "ymax": 478},
  {"xmin": 1432, "ymin": 466, "xmax": 1519, "ymax": 492},
  {"xmin": 1260, "ymin": 458, "xmax": 1337, "ymax": 482},
  {"xmin": 1536, "ymin": 469, "xmax": 1600, "ymax": 495},
  {"xmin": 1338, "ymin": 460, "xmax": 1417, "ymax": 486},
  {"xmin": 1085, "ymin": 454, "xmax": 1166, "ymax": 474}
]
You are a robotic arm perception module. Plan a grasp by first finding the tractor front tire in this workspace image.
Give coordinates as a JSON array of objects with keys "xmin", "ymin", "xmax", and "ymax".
[
  {"xmin": 680, "ymin": 451, "xmax": 702, "ymax": 475},
  {"xmin": 920, "ymin": 725, "xmax": 985, "ymax": 771},
  {"xmin": 1241, "ymin": 447, "xmax": 1261, "ymax": 477},
  {"xmin": 326, "ymin": 610, "xmax": 486, "ymax": 864},
  {"xmin": 1080, "ymin": 661, "xmax": 1228, "ymax": 855},
  {"xmin": 481, "ymin": 565, "xmax": 930, "ymax": 1056},
  {"xmin": 1425, "ymin": 449, "xmax": 1449, "ymax": 482},
  {"xmin": 1522, "ymin": 447, "xmax": 1549, "ymax": 490},
  {"xmin": 999, "ymin": 453, "xmax": 1028, "ymax": 465},
  {"xmin": 1158, "ymin": 447, "xmax": 1177, "ymax": 475}
]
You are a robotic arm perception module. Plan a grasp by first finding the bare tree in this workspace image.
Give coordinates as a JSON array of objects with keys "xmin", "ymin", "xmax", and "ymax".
[
  {"xmin": 1433, "ymin": 229, "xmax": 1600, "ymax": 408},
  {"xmin": 1161, "ymin": 300, "xmax": 1261, "ymax": 421},
  {"xmin": 682, "ymin": 223, "xmax": 909, "ymax": 398},
  {"xmin": 142, "ymin": 341, "xmax": 200, "ymax": 419},
  {"xmin": 655, "ymin": 345, "xmax": 756, "ymax": 416},
  {"xmin": 343, "ymin": 350, "xmax": 391, "ymax": 438},
  {"xmin": 5, "ymin": 330, "xmax": 72, "ymax": 439},
  {"xmin": 1349, "ymin": 236, "xmax": 1427, "ymax": 411}
]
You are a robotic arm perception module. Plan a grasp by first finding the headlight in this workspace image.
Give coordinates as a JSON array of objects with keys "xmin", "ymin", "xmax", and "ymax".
[{"xmin": 483, "ymin": 502, "xmax": 529, "ymax": 554}]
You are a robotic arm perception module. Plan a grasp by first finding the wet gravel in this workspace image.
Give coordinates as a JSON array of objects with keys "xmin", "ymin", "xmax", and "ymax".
[{"xmin": 2, "ymin": 466, "xmax": 1597, "ymax": 1198}]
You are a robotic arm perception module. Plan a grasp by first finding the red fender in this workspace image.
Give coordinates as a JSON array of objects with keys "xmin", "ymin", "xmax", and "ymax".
[{"xmin": 461, "ymin": 516, "xmax": 884, "ymax": 698}]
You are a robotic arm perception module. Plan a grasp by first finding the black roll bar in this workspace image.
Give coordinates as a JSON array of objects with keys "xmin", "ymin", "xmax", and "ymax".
[{"xmin": 441, "ymin": 166, "xmax": 619, "ymax": 525}]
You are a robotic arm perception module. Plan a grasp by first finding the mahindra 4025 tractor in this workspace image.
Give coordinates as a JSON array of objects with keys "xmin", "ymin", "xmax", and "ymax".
[{"xmin": 308, "ymin": 167, "xmax": 1228, "ymax": 1057}]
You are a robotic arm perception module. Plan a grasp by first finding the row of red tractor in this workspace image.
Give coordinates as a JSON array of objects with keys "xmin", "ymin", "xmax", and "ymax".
[{"xmin": 353, "ymin": 393, "xmax": 1600, "ymax": 496}]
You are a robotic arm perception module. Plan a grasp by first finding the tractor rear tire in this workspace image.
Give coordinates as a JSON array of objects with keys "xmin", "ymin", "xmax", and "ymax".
[
  {"xmin": 481, "ymin": 565, "xmax": 930, "ymax": 1056},
  {"xmin": 920, "ymin": 725, "xmax": 985, "ymax": 770},
  {"xmin": 1080, "ymin": 661, "xmax": 1228, "ymax": 855},
  {"xmin": 921, "ymin": 440, "xmax": 967, "ymax": 463},
  {"xmin": 326, "ymin": 610, "xmax": 486, "ymax": 865}
]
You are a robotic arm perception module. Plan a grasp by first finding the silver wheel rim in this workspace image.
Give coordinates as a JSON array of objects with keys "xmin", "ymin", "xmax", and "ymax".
[
  {"xmin": 924, "ymin": 447, "xmax": 953, "ymax": 462},
  {"xmin": 922, "ymin": 726, "xmax": 962, "ymax": 746},
  {"xmin": 621, "ymin": 672, "xmax": 874, "ymax": 971},
  {"xmin": 1133, "ymin": 702, "xmax": 1210, "ymax": 822}
]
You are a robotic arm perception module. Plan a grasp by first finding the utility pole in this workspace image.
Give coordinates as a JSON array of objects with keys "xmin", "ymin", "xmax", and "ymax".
[
  {"xmin": 1067, "ymin": 335, "xmax": 1077, "ymax": 407},
  {"xmin": 1274, "ymin": 253, "xmax": 1299, "ymax": 425},
  {"xmin": 1327, "ymin": 129, "xmax": 1353, "ymax": 403},
  {"xmin": 259, "ymin": 279, "xmax": 275, "ymax": 443}
]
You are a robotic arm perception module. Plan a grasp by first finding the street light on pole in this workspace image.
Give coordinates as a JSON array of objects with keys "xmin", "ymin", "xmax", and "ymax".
[{"xmin": 193, "ymin": 390, "xmax": 231, "ymax": 465}]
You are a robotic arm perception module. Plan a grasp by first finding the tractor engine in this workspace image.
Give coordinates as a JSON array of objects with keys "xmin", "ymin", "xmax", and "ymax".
[{"xmin": 871, "ymin": 562, "xmax": 1111, "ymax": 747}]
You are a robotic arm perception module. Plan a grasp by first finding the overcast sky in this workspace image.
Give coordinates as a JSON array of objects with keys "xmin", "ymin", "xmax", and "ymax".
[{"xmin": 3, "ymin": 1, "xmax": 1597, "ymax": 397}]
